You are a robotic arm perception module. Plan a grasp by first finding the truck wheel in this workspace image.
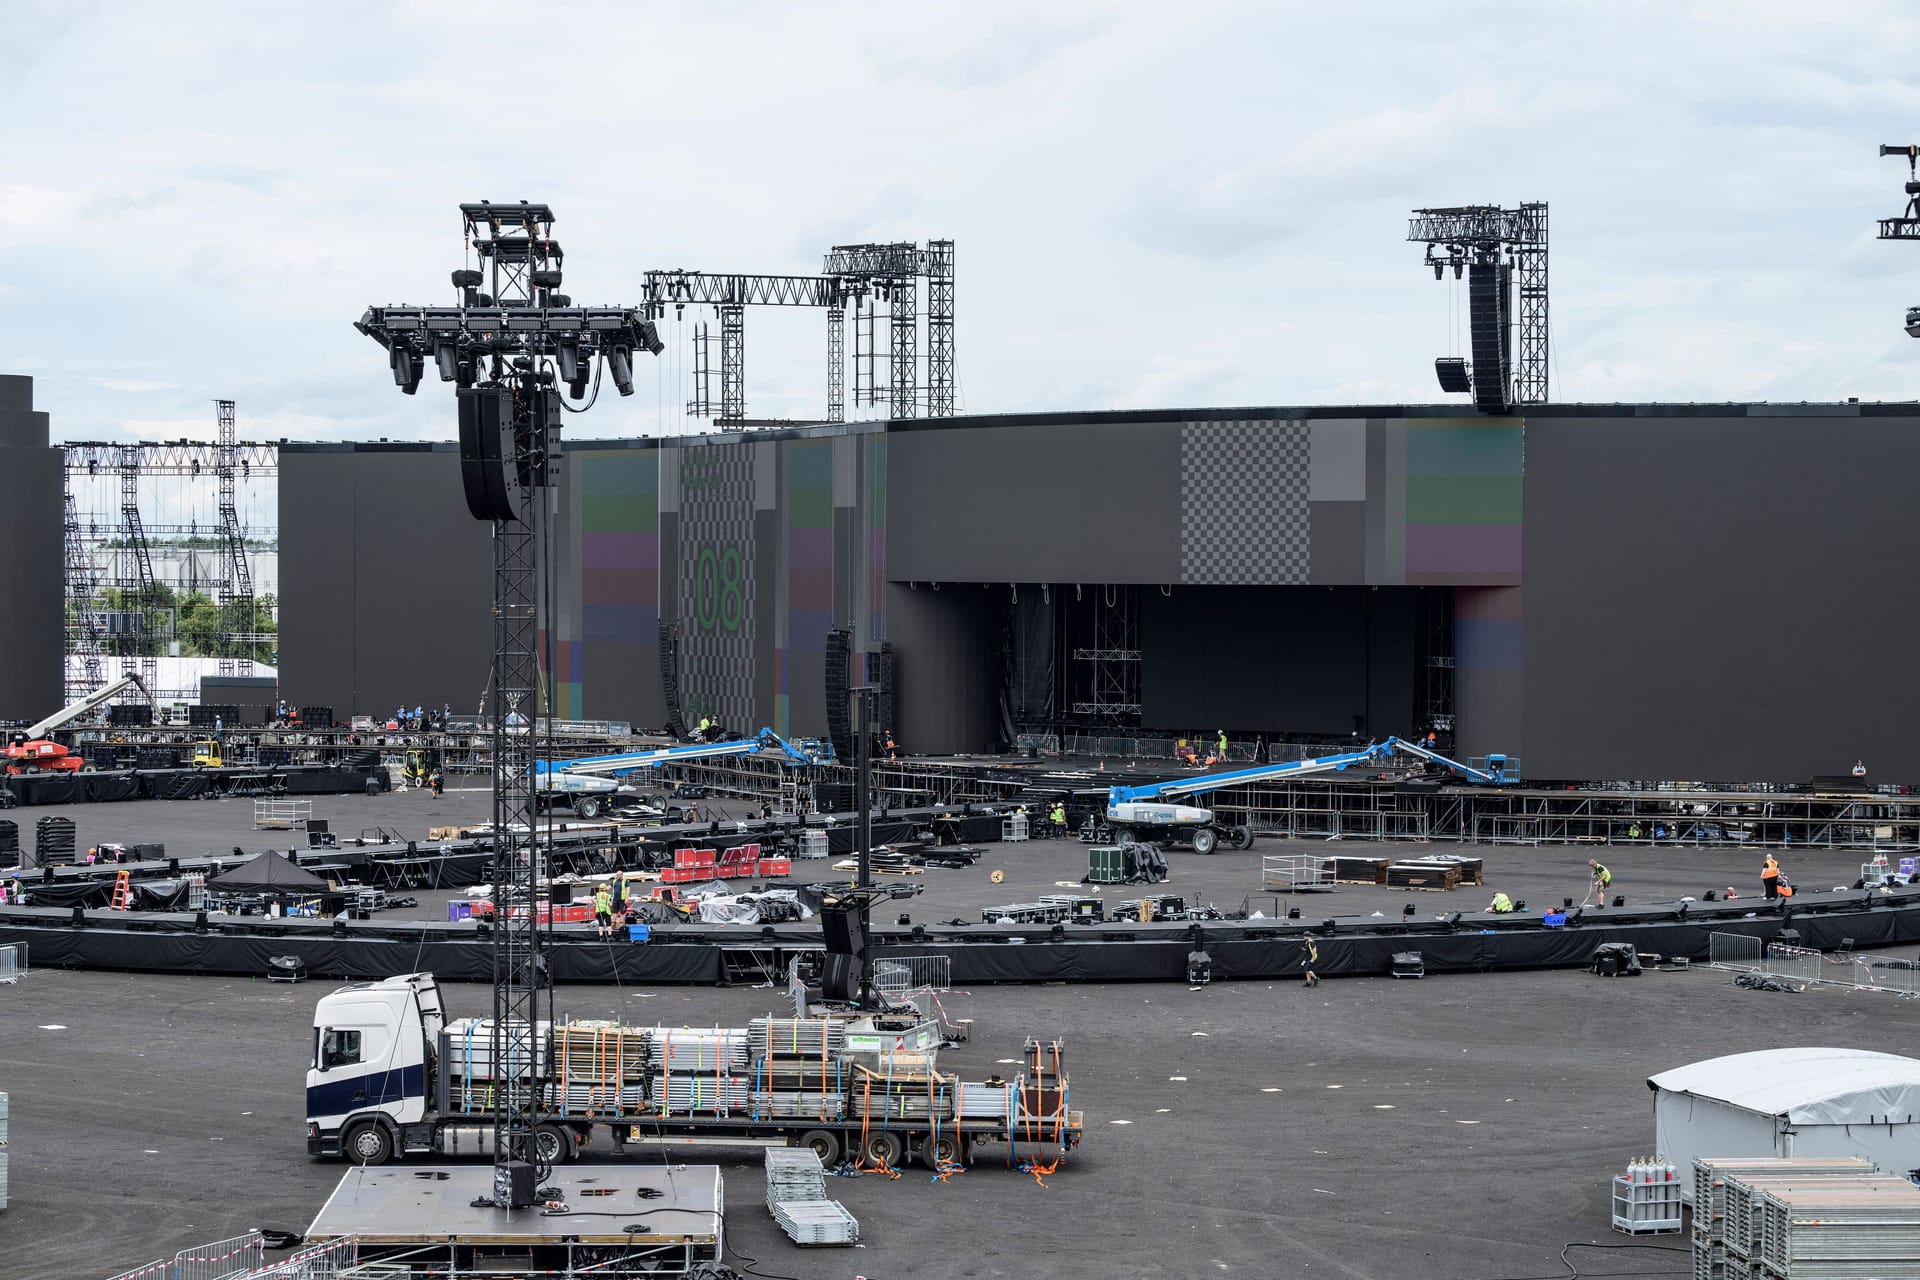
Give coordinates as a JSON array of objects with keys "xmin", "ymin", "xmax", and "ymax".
[
  {"xmin": 922, "ymin": 1133, "xmax": 963, "ymax": 1171},
  {"xmin": 343, "ymin": 1120, "xmax": 394, "ymax": 1166},
  {"xmin": 1230, "ymin": 827, "xmax": 1253, "ymax": 851},
  {"xmin": 576, "ymin": 797, "xmax": 602, "ymax": 821},
  {"xmin": 861, "ymin": 1132, "xmax": 904, "ymax": 1169},
  {"xmin": 1192, "ymin": 827, "xmax": 1219, "ymax": 855},
  {"xmin": 535, "ymin": 1124, "xmax": 574, "ymax": 1165},
  {"xmin": 797, "ymin": 1129, "xmax": 842, "ymax": 1167}
]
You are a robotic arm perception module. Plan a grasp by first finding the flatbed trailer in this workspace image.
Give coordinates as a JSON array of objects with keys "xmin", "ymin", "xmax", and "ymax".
[{"xmin": 305, "ymin": 973, "xmax": 1081, "ymax": 1174}]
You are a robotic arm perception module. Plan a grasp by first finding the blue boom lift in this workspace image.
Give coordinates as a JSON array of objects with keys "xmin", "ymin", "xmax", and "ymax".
[{"xmin": 1104, "ymin": 736, "xmax": 1515, "ymax": 853}]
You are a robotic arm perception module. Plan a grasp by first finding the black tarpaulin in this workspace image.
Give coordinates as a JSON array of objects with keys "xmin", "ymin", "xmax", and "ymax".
[{"xmin": 205, "ymin": 851, "xmax": 333, "ymax": 894}]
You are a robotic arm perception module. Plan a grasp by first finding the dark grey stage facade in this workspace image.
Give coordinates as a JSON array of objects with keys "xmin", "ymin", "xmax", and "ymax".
[
  {"xmin": 0, "ymin": 375, "xmax": 64, "ymax": 724},
  {"xmin": 270, "ymin": 402, "xmax": 1920, "ymax": 784}
]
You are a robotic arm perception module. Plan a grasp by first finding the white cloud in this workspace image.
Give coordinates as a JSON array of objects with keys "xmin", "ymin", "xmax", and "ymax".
[
  {"xmin": 95, "ymin": 378, "xmax": 180, "ymax": 393},
  {"xmin": 3, "ymin": 0, "xmax": 1919, "ymax": 448}
]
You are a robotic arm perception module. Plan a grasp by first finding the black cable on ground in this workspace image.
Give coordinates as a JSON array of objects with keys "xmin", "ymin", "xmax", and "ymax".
[{"xmin": 1478, "ymin": 1239, "xmax": 1688, "ymax": 1280}]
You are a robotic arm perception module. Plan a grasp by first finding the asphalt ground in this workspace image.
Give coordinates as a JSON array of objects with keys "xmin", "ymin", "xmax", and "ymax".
[
  {"xmin": 4, "ymin": 792, "xmax": 1913, "ymax": 1279},
  {"xmin": 9, "ymin": 948, "xmax": 1920, "ymax": 1280},
  {"xmin": 7, "ymin": 788, "xmax": 1876, "ymax": 927}
]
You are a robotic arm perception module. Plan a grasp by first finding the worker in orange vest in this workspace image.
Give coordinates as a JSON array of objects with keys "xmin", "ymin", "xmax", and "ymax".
[{"xmin": 1761, "ymin": 853, "xmax": 1782, "ymax": 900}]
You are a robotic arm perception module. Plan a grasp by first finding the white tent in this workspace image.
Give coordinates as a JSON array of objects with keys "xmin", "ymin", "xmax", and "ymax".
[{"xmin": 1650, "ymin": 1047, "xmax": 1920, "ymax": 1200}]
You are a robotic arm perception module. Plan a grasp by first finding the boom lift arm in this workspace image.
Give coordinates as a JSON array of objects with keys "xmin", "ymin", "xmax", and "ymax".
[
  {"xmin": 1378, "ymin": 736, "xmax": 1515, "ymax": 785},
  {"xmin": 20, "ymin": 673, "xmax": 154, "ymax": 740},
  {"xmin": 539, "ymin": 727, "xmax": 818, "ymax": 779}
]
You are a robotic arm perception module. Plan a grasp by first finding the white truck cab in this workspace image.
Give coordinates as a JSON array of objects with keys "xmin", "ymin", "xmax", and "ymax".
[{"xmin": 306, "ymin": 973, "xmax": 443, "ymax": 1160}]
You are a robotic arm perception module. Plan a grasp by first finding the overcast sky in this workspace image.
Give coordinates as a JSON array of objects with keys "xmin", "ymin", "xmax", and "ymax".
[{"xmin": 6, "ymin": 0, "xmax": 1920, "ymax": 447}]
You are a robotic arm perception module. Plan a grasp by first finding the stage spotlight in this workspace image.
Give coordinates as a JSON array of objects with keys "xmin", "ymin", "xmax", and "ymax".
[
  {"xmin": 532, "ymin": 269, "xmax": 563, "ymax": 291},
  {"xmin": 1321, "ymin": 919, "xmax": 1336, "ymax": 935},
  {"xmin": 1435, "ymin": 357, "xmax": 1472, "ymax": 393},
  {"xmin": 607, "ymin": 345, "xmax": 635, "ymax": 396},
  {"xmin": 1676, "ymin": 901, "xmax": 1690, "ymax": 920},
  {"xmin": 1562, "ymin": 897, "xmax": 1574, "ymax": 910},
  {"xmin": 1907, "ymin": 305, "xmax": 1920, "ymax": 339},
  {"xmin": 1513, "ymin": 900, "xmax": 1527, "ymax": 913},
  {"xmin": 1704, "ymin": 890, "xmax": 1717, "ymax": 902},
  {"xmin": 637, "ymin": 319, "xmax": 665, "ymax": 356},
  {"xmin": 1402, "ymin": 904, "xmax": 1417, "ymax": 919},
  {"xmin": 1286, "ymin": 907, "xmax": 1300, "ymax": 919},
  {"xmin": 556, "ymin": 341, "xmax": 583, "ymax": 385},
  {"xmin": 1613, "ymin": 895, "xmax": 1625, "ymax": 908},
  {"xmin": 897, "ymin": 914, "xmax": 911, "ymax": 926},
  {"xmin": 1569, "ymin": 907, "xmax": 1584, "ymax": 925},
  {"xmin": 390, "ymin": 344, "xmax": 424, "ymax": 395},
  {"xmin": 1445, "ymin": 911, "xmax": 1463, "ymax": 928},
  {"xmin": 451, "ymin": 268, "xmax": 483, "ymax": 290},
  {"xmin": 434, "ymin": 340, "xmax": 461, "ymax": 383}
]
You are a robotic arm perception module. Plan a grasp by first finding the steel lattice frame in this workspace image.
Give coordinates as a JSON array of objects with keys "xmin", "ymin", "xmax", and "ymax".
[
  {"xmin": 1408, "ymin": 203, "xmax": 1549, "ymax": 408},
  {"xmin": 718, "ymin": 304, "xmax": 745, "ymax": 427},
  {"xmin": 825, "ymin": 305, "xmax": 845, "ymax": 423},
  {"xmin": 888, "ymin": 277, "xmax": 917, "ymax": 418},
  {"xmin": 63, "ymin": 486, "xmax": 105, "ymax": 703},
  {"xmin": 215, "ymin": 399, "xmax": 256, "ymax": 677},
  {"xmin": 488, "ymin": 392, "xmax": 545, "ymax": 1191},
  {"xmin": 925, "ymin": 240, "xmax": 955, "ymax": 417}
]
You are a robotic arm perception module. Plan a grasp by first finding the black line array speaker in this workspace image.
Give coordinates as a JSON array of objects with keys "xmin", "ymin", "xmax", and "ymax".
[
  {"xmin": 825, "ymin": 628, "xmax": 854, "ymax": 763},
  {"xmin": 867, "ymin": 642, "xmax": 895, "ymax": 742},
  {"xmin": 457, "ymin": 387, "xmax": 519, "ymax": 522},
  {"xmin": 658, "ymin": 620, "xmax": 687, "ymax": 739},
  {"xmin": 1468, "ymin": 260, "xmax": 1512, "ymax": 413},
  {"xmin": 821, "ymin": 901, "xmax": 868, "ymax": 965}
]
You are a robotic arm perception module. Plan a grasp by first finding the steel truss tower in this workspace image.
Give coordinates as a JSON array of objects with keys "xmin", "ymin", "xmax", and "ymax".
[
  {"xmin": 115, "ymin": 446, "xmax": 159, "ymax": 697},
  {"xmin": 356, "ymin": 199, "xmax": 661, "ymax": 1210},
  {"xmin": 925, "ymin": 240, "xmax": 956, "ymax": 417},
  {"xmin": 644, "ymin": 240, "xmax": 956, "ymax": 430},
  {"xmin": 215, "ymin": 399, "xmax": 256, "ymax": 677},
  {"xmin": 1408, "ymin": 203, "xmax": 1549, "ymax": 412},
  {"xmin": 63, "ymin": 486, "xmax": 105, "ymax": 703}
]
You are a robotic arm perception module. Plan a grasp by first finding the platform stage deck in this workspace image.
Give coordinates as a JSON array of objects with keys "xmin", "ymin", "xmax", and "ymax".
[{"xmin": 309, "ymin": 1164, "xmax": 722, "ymax": 1266}]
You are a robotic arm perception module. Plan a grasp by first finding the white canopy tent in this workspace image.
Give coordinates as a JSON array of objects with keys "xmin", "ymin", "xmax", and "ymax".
[{"xmin": 1649, "ymin": 1047, "xmax": 1920, "ymax": 1200}]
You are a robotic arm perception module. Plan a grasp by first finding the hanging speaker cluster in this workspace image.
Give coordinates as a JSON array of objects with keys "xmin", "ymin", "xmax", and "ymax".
[
  {"xmin": 867, "ymin": 642, "xmax": 895, "ymax": 741},
  {"xmin": 658, "ymin": 620, "xmax": 687, "ymax": 739},
  {"xmin": 825, "ymin": 628, "xmax": 854, "ymax": 763},
  {"xmin": 1468, "ymin": 261, "xmax": 1513, "ymax": 414},
  {"xmin": 457, "ymin": 387, "xmax": 519, "ymax": 523}
]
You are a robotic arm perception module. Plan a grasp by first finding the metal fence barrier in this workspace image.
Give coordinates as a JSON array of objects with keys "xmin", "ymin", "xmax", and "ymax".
[
  {"xmin": 872, "ymin": 955, "xmax": 952, "ymax": 999},
  {"xmin": 1764, "ymin": 943, "xmax": 1822, "ymax": 987},
  {"xmin": 106, "ymin": 1234, "xmax": 358, "ymax": 1280},
  {"xmin": 242, "ymin": 1236, "xmax": 358, "ymax": 1280},
  {"xmin": 0, "ymin": 942, "xmax": 26, "ymax": 985},
  {"xmin": 1707, "ymin": 932, "xmax": 1764, "ymax": 971}
]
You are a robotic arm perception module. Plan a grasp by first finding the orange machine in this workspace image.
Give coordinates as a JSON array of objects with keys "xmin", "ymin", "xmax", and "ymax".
[{"xmin": 4, "ymin": 739, "xmax": 84, "ymax": 774}]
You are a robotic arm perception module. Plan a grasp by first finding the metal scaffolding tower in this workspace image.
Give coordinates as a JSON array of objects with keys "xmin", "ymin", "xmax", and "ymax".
[
  {"xmin": 114, "ymin": 445, "xmax": 159, "ymax": 697},
  {"xmin": 643, "ymin": 240, "xmax": 955, "ymax": 430},
  {"xmin": 1408, "ymin": 203, "xmax": 1549, "ymax": 412},
  {"xmin": 355, "ymin": 198, "xmax": 662, "ymax": 1210},
  {"xmin": 925, "ymin": 240, "xmax": 956, "ymax": 417},
  {"xmin": 215, "ymin": 399, "xmax": 257, "ymax": 677},
  {"xmin": 62, "ymin": 486, "xmax": 105, "ymax": 704},
  {"xmin": 1067, "ymin": 585, "xmax": 1142, "ymax": 726}
]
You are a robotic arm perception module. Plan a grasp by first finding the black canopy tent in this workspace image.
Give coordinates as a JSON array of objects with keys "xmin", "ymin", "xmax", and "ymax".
[{"xmin": 204, "ymin": 851, "xmax": 344, "ymax": 914}]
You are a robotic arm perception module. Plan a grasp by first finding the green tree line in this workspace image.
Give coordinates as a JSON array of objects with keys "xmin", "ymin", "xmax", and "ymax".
[{"xmin": 78, "ymin": 585, "xmax": 278, "ymax": 663}]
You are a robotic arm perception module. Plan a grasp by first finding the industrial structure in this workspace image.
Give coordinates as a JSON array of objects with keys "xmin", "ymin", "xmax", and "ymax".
[
  {"xmin": 1410, "ymin": 201, "xmax": 1549, "ymax": 412},
  {"xmin": 60, "ymin": 415, "xmax": 277, "ymax": 709},
  {"xmin": 641, "ymin": 239, "xmax": 955, "ymax": 428}
]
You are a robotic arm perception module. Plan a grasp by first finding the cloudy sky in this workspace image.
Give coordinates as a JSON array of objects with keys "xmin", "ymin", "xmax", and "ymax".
[{"xmin": 6, "ymin": 0, "xmax": 1920, "ymax": 448}]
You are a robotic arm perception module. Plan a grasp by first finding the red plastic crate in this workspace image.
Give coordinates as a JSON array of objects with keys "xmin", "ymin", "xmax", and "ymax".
[
  {"xmin": 690, "ymin": 865, "xmax": 716, "ymax": 881},
  {"xmin": 674, "ymin": 847, "xmax": 719, "ymax": 869},
  {"xmin": 660, "ymin": 866, "xmax": 696, "ymax": 884},
  {"xmin": 757, "ymin": 858, "xmax": 790, "ymax": 876}
]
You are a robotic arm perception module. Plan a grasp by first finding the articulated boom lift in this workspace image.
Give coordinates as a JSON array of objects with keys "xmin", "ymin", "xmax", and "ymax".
[{"xmin": 1104, "ymin": 736, "xmax": 1514, "ymax": 853}]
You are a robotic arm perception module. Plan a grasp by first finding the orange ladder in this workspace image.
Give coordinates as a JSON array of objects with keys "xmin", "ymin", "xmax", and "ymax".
[{"xmin": 109, "ymin": 869, "xmax": 132, "ymax": 911}]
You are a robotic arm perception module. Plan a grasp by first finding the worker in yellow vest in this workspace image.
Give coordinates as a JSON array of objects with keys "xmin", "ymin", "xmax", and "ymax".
[{"xmin": 594, "ymin": 883, "xmax": 615, "ymax": 940}]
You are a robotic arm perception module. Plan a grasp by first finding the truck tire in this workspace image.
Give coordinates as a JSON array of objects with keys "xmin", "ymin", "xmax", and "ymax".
[
  {"xmin": 535, "ymin": 1123, "xmax": 574, "ymax": 1165},
  {"xmin": 1191, "ymin": 827, "xmax": 1219, "ymax": 855},
  {"xmin": 861, "ymin": 1131, "xmax": 904, "ymax": 1169},
  {"xmin": 797, "ymin": 1129, "xmax": 842, "ymax": 1167},
  {"xmin": 922, "ymin": 1133, "xmax": 963, "ymax": 1171},
  {"xmin": 343, "ymin": 1120, "xmax": 394, "ymax": 1166},
  {"xmin": 575, "ymin": 797, "xmax": 602, "ymax": 821},
  {"xmin": 1230, "ymin": 826, "xmax": 1253, "ymax": 851}
]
